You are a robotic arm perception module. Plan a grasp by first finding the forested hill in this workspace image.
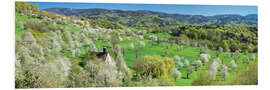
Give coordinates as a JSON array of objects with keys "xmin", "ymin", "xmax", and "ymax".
[{"xmin": 44, "ymin": 8, "xmax": 257, "ymax": 28}]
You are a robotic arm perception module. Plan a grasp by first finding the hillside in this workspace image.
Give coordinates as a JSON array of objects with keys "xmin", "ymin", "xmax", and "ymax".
[
  {"xmin": 15, "ymin": 2, "xmax": 258, "ymax": 88},
  {"xmin": 44, "ymin": 8, "xmax": 258, "ymax": 28}
]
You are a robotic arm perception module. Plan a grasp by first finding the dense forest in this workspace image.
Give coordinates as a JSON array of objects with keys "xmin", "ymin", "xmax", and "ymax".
[{"xmin": 15, "ymin": 2, "xmax": 257, "ymax": 88}]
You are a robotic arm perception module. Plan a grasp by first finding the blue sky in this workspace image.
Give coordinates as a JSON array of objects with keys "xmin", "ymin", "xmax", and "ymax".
[{"xmin": 29, "ymin": 2, "xmax": 257, "ymax": 16}]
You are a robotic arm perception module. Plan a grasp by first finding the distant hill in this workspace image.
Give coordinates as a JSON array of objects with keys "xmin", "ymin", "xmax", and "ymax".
[
  {"xmin": 244, "ymin": 14, "xmax": 258, "ymax": 20},
  {"xmin": 44, "ymin": 8, "xmax": 257, "ymax": 28}
]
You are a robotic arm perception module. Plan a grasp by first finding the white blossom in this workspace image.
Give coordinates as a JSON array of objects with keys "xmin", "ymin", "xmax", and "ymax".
[
  {"xmin": 119, "ymin": 36, "xmax": 123, "ymax": 41},
  {"xmin": 96, "ymin": 63, "xmax": 122, "ymax": 86},
  {"xmin": 75, "ymin": 48, "xmax": 81, "ymax": 56},
  {"xmin": 173, "ymin": 55, "xmax": 181, "ymax": 61},
  {"xmin": 56, "ymin": 56, "xmax": 71, "ymax": 77},
  {"xmin": 83, "ymin": 38, "xmax": 93, "ymax": 45},
  {"xmin": 193, "ymin": 60, "xmax": 202, "ymax": 67},
  {"xmin": 138, "ymin": 35, "xmax": 144, "ymax": 39},
  {"xmin": 200, "ymin": 53, "xmax": 211, "ymax": 63},
  {"xmin": 171, "ymin": 68, "xmax": 181, "ymax": 81},
  {"xmin": 29, "ymin": 43, "xmax": 44, "ymax": 58},
  {"xmin": 70, "ymin": 49, "xmax": 76, "ymax": 57},
  {"xmin": 18, "ymin": 22, "xmax": 24, "ymax": 29},
  {"xmin": 208, "ymin": 63, "xmax": 218, "ymax": 80},
  {"xmin": 139, "ymin": 41, "xmax": 146, "ymax": 47},
  {"xmin": 210, "ymin": 58, "xmax": 221, "ymax": 70},
  {"xmin": 230, "ymin": 60, "xmax": 237, "ymax": 70},
  {"xmin": 177, "ymin": 62, "xmax": 184, "ymax": 68},
  {"xmin": 106, "ymin": 35, "xmax": 112, "ymax": 40},
  {"xmin": 126, "ymin": 37, "xmax": 131, "ymax": 41},
  {"xmin": 23, "ymin": 32, "xmax": 36, "ymax": 44},
  {"xmin": 130, "ymin": 43, "xmax": 135, "ymax": 49},
  {"xmin": 226, "ymin": 51, "xmax": 229, "ymax": 57},
  {"xmin": 177, "ymin": 45, "xmax": 181, "ymax": 50},
  {"xmin": 208, "ymin": 58, "xmax": 221, "ymax": 80},
  {"xmin": 148, "ymin": 35, "xmax": 157, "ymax": 41},
  {"xmin": 221, "ymin": 64, "xmax": 229, "ymax": 79},
  {"xmin": 63, "ymin": 30, "xmax": 74, "ymax": 48},
  {"xmin": 213, "ymin": 58, "xmax": 221, "ymax": 65},
  {"xmin": 184, "ymin": 59, "xmax": 190, "ymax": 66},
  {"xmin": 219, "ymin": 47, "xmax": 223, "ymax": 52},
  {"xmin": 251, "ymin": 54, "xmax": 256, "ymax": 61}
]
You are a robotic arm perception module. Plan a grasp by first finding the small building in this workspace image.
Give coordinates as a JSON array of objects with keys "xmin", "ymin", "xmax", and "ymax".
[{"xmin": 89, "ymin": 47, "xmax": 116, "ymax": 66}]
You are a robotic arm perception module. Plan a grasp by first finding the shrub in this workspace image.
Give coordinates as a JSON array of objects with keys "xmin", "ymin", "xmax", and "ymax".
[
  {"xmin": 66, "ymin": 69, "xmax": 95, "ymax": 87},
  {"xmin": 15, "ymin": 64, "xmax": 60, "ymax": 88},
  {"xmin": 81, "ymin": 53, "xmax": 98, "ymax": 67},
  {"xmin": 25, "ymin": 21, "xmax": 57, "ymax": 33},
  {"xmin": 136, "ymin": 75, "xmax": 174, "ymax": 86},
  {"xmin": 191, "ymin": 71, "xmax": 212, "ymax": 85},
  {"xmin": 136, "ymin": 75, "xmax": 159, "ymax": 86},
  {"xmin": 28, "ymin": 29, "xmax": 45, "ymax": 39}
]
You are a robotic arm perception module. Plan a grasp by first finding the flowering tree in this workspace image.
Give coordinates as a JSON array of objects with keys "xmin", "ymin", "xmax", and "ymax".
[{"xmin": 171, "ymin": 68, "xmax": 181, "ymax": 81}]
